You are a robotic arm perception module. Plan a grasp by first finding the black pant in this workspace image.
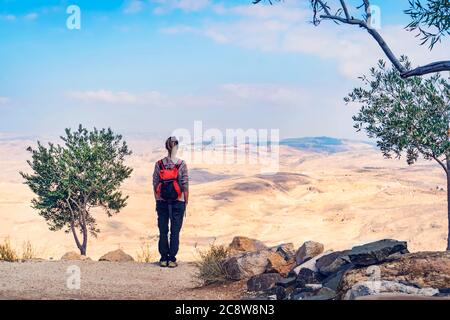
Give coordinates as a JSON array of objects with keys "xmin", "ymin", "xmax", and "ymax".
[{"xmin": 156, "ymin": 200, "xmax": 185, "ymax": 262}]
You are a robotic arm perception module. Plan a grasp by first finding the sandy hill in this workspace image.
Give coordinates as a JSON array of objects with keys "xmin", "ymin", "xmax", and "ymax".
[{"xmin": 0, "ymin": 135, "xmax": 448, "ymax": 261}]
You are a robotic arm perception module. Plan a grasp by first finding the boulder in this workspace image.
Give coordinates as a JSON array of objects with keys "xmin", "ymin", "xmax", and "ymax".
[
  {"xmin": 347, "ymin": 239, "xmax": 408, "ymax": 266},
  {"xmin": 290, "ymin": 286, "xmax": 316, "ymax": 300},
  {"xmin": 291, "ymin": 250, "xmax": 333, "ymax": 275},
  {"xmin": 322, "ymin": 265, "xmax": 353, "ymax": 291},
  {"xmin": 265, "ymin": 252, "xmax": 296, "ymax": 276},
  {"xmin": 247, "ymin": 273, "xmax": 283, "ymax": 292},
  {"xmin": 61, "ymin": 251, "xmax": 91, "ymax": 261},
  {"xmin": 341, "ymin": 251, "xmax": 450, "ymax": 292},
  {"xmin": 276, "ymin": 277, "xmax": 297, "ymax": 288},
  {"xmin": 273, "ymin": 243, "xmax": 295, "ymax": 262},
  {"xmin": 228, "ymin": 236, "xmax": 267, "ymax": 255},
  {"xmin": 302, "ymin": 287, "xmax": 337, "ymax": 300},
  {"xmin": 343, "ymin": 281, "xmax": 439, "ymax": 300},
  {"xmin": 295, "ymin": 241, "xmax": 324, "ymax": 265},
  {"xmin": 99, "ymin": 249, "xmax": 134, "ymax": 262},
  {"xmin": 316, "ymin": 250, "xmax": 352, "ymax": 276},
  {"xmin": 290, "ymin": 286, "xmax": 336, "ymax": 300},
  {"xmin": 223, "ymin": 249, "xmax": 272, "ymax": 280},
  {"xmin": 274, "ymin": 286, "xmax": 287, "ymax": 300},
  {"xmin": 295, "ymin": 268, "xmax": 325, "ymax": 288}
]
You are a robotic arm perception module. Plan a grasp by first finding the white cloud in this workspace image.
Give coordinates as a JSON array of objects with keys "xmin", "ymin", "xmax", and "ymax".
[
  {"xmin": 0, "ymin": 97, "xmax": 11, "ymax": 105},
  {"xmin": 66, "ymin": 84, "xmax": 312, "ymax": 109},
  {"xmin": 123, "ymin": 0, "xmax": 144, "ymax": 14},
  {"xmin": 0, "ymin": 14, "xmax": 16, "ymax": 21},
  {"xmin": 24, "ymin": 12, "xmax": 38, "ymax": 20},
  {"xmin": 66, "ymin": 90, "xmax": 173, "ymax": 107},
  {"xmin": 152, "ymin": 0, "xmax": 210, "ymax": 14},
  {"xmin": 160, "ymin": 2, "xmax": 449, "ymax": 79},
  {"xmin": 221, "ymin": 83, "xmax": 311, "ymax": 107}
]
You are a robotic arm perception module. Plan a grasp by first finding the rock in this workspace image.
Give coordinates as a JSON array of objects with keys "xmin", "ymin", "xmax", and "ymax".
[
  {"xmin": 322, "ymin": 264, "xmax": 353, "ymax": 291},
  {"xmin": 99, "ymin": 249, "xmax": 134, "ymax": 262},
  {"xmin": 274, "ymin": 286, "xmax": 287, "ymax": 300},
  {"xmin": 61, "ymin": 251, "xmax": 91, "ymax": 261},
  {"xmin": 435, "ymin": 288, "xmax": 450, "ymax": 297},
  {"xmin": 302, "ymin": 287, "xmax": 337, "ymax": 300},
  {"xmin": 265, "ymin": 252, "xmax": 296, "ymax": 276},
  {"xmin": 295, "ymin": 241, "xmax": 324, "ymax": 265},
  {"xmin": 305, "ymin": 284, "xmax": 322, "ymax": 290},
  {"xmin": 347, "ymin": 239, "xmax": 408, "ymax": 266},
  {"xmin": 247, "ymin": 273, "xmax": 283, "ymax": 292},
  {"xmin": 290, "ymin": 286, "xmax": 336, "ymax": 300},
  {"xmin": 316, "ymin": 250, "xmax": 352, "ymax": 276},
  {"xmin": 290, "ymin": 287, "xmax": 316, "ymax": 300},
  {"xmin": 292, "ymin": 250, "xmax": 333, "ymax": 275},
  {"xmin": 343, "ymin": 280, "xmax": 439, "ymax": 300},
  {"xmin": 269, "ymin": 243, "xmax": 295, "ymax": 255},
  {"xmin": 295, "ymin": 268, "xmax": 325, "ymax": 288},
  {"xmin": 276, "ymin": 277, "xmax": 297, "ymax": 288},
  {"xmin": 223, "ymin": 250, "xmax": 272, "ymax": 280},
  {"xmin": 274, "ymin": 243, "xmax": 295, "ymax": 262},
  {"xmin": 341, "ymin": 251, "xmax": 450, "ymax": 292},
  {"xmin": 228, "ymin": 236, "xmax": 268, "ymax": 255}
]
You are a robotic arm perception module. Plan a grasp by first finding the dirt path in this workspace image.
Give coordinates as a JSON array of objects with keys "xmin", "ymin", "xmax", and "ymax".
[{"xmin": 0, "ymin": 260, "xmax": 246, "ymax": 300}]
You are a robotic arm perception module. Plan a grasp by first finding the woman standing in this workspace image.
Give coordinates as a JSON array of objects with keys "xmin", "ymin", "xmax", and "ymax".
[{"xmin": 153, "ymin": 136, "xmax": 189, "ymax": 268}]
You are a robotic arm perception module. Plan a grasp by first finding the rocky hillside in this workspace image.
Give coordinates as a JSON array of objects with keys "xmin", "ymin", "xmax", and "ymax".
[{"xmin": 220, "ymin": 237, "xmax": 450, "ymax": 300}]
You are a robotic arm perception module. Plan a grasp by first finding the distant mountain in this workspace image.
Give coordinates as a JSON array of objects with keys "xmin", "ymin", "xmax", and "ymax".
[{"xmin": 280, "ymin": 136, "xmax": 370, "ymax": 153}]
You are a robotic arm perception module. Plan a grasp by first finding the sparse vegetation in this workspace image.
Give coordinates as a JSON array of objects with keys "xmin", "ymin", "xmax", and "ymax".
[
  {"xmin": 136, "ymin": 242, "xmax": 155, "ymax": 263},
  {"xmin": 0, "ymin": 238, "xmax": 19, "ymax": 262},
  {"xmin": 21, "ymin": 240, "xmax": 38, "ymax": 260},
  {"xmin": 0, "ymin": 238, "xmax": 39, "ymax": 262},
  {"xmin": 194, "ymin": 244, "xmax": 230, "ymax": 285}
]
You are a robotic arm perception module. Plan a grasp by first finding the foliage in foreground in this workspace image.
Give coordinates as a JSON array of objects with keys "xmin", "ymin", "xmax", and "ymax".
[{"xmin": 194, "ymin": 244, "xmax": 231, "ymax": 285}]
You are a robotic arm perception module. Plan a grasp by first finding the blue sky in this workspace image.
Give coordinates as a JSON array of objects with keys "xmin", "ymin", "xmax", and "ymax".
[{"xmin": 0, "ymin": 0, "xmax": 448, "ymax": 139}]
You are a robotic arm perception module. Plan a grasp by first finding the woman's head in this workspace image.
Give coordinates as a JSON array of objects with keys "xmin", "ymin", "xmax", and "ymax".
[{"xmin": 165, "ymin": 136, "xmax": 179, "ymax": 157}]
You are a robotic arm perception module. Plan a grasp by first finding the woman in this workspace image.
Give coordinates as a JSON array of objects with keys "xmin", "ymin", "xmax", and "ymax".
[{"xmin": 153, "ymin": 136, "xmax": 189, "ymax": 268}]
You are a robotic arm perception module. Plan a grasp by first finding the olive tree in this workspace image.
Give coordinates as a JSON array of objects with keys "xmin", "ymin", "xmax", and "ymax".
[
  {"xmin": 345, "ymin": 57, "xmax": 450, "ymax": 249},
  {"xmin": 21, "ymin": 125, "xmax": 133, "ymax": 255}
]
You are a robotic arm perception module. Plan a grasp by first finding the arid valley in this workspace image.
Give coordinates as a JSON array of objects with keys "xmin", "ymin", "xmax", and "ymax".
[{"xmin": 1, "ymin": 133, "xmax": 448, "ymax": 262}]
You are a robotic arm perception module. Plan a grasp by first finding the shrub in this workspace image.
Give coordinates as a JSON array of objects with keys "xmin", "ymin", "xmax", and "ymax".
[
  {"xmin": 0, "ymin": 238, "xmax": 19, "ymax": 262},
  {"xmin": 21, "ymin": 240, "xmax": 38, "ymax": 260},
  {"xmin": 194, "ymin": 244, "xmax": 230, "ymax": 285},
  {"xmin": 136, "ymin": 242, "xmax": 155, "ymax": 263}
]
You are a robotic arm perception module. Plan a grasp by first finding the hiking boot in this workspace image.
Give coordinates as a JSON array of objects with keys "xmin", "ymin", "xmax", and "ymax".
[
  {"xmin": 168, "ymin": 261, "xmax": 178, "ymax": 268},
  {"xmin": 159, "ymin": 260, "xmax": 168, "ymax": 267}
]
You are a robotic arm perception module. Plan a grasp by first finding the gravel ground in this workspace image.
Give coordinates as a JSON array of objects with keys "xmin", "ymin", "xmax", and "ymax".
[{"xmin": 0, "ymin": 260, "xmax": 246, "ymax": 300}]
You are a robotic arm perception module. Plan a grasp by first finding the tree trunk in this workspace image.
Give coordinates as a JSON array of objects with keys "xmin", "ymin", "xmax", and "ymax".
[
  {"xmin": 447, "ymin": 159, "xmax": 450, "ymax": 251},
  {"xmin": 81, "ymin": 224, "xmax": 88, "ymax": 256},
  {"xmin": 70, "ymin": 219, "xmax": 88, "ymax": 256},
  {"xmin": 70, "ymin": 221, "xmax": 83, "ymax": 254}
]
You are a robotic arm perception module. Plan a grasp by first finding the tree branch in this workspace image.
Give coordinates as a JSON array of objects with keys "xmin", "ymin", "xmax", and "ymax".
[
  {"xmin": 311, "ymin": 0, "xmax": 450, "ymax": 78},
  {"xmin": 432, "ymin": 155, "xmax": 448, "ymax": 175}
]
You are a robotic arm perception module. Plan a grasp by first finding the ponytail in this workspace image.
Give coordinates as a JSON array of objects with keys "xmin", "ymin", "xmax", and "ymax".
[{"xmin": 165, "ymin": 136, "xmax": 179, "ymax": 157}]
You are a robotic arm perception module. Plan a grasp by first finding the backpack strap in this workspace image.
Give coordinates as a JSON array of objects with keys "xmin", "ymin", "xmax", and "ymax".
[
  {"xmin": 175, "ymin": 159, "xmax": 183, "ymax": 170},
  {"xmin": 158, "ymin": 159, "xmax": 165, "ymax": 170}
]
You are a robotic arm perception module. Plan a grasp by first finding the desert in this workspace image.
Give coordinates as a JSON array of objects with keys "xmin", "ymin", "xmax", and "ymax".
[{"xmin": 1, "ymin": 134, "xmax": 448, "ymax": 261}]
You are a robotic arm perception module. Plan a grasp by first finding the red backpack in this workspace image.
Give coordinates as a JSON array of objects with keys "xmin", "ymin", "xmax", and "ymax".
[{"xmin": 156, "ymin": 159, "xmax": 182, "ymax": 202}]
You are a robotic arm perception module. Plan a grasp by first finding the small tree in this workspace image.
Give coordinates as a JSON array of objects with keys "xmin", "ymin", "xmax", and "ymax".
[
  {"xmin": 345, "ymin": 57, "xmax": 450, "ymax": 250},
  {"xmin": 21, "ymin": 125, "xmax": 133, "ymax": 255}
]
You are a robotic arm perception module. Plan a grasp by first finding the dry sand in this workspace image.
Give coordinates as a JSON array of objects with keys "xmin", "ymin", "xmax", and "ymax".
[{"xmin": 0, "ymin": 260, "xmax": 245, "ymax": 300}]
